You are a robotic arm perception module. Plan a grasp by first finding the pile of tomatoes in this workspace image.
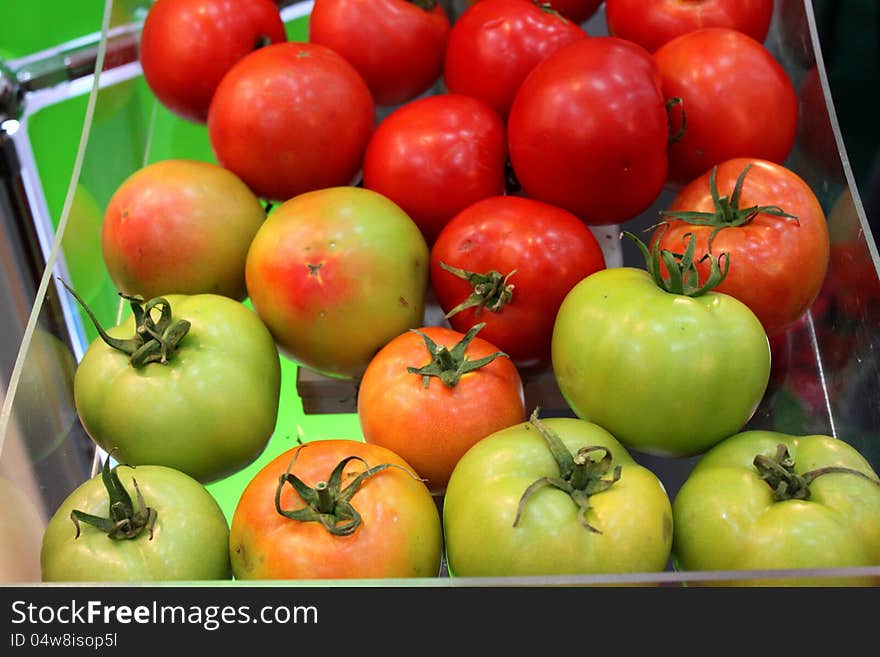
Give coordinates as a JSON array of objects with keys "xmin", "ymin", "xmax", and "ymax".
[{"xmin": 39, "ymin": 0, "xmax": 880, "ymax": 586}]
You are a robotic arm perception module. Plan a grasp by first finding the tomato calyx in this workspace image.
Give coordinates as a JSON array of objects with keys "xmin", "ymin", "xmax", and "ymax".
[
  {"xmin": 513, "ymin": 409, "xmax": 622, "ymax": 534},
  {"xmin": 661, "ymin": 164, "xmax": 799, "ymax": 251},
  {"xmin": 274, "ymin": 447, "xmax": 420, "ymax": 536},
  {"xmin": 407, "ymin": 322, "xmax": 508, "ymax": 388},
  {"xmin": 60, "ymin": 279, "xmax": 191, "ymax": 368},
  {"xmin": 624, "ymin": 229, "xmax": 729, "ymax": 297},
  {"xmin": 439, "ymin": 262, "xmax": 517, "ymax": 318},
  {"xmin": 753, "ymin": 443, "xmax": 880, "ymax": 502},
  {"xmin": 70, "ymin": 458, "xmax": 157, "ymax": 541}
]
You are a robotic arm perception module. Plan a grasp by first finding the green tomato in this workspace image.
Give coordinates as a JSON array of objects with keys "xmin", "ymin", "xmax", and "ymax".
[
  {"xmin": 672, "ymin": 430, "xmax": 880, "ymax": 586},
  {"xmin": 552, "ymin": 265, "xmax": 770, "ymax": 457},
  {"xmin": 443, "ymin": 413, "xmax": 673, "ymax": 577},
  {"xmin": 244, "ymin": 186, "xmax": 430, "ymax": 380},
  {"xmin": 41, "ymin": 462, "xmax": 231, "ymax": 582},
  {"xmin": 71, "ymin": 291, "xmax": 281, "ymax": 483}
]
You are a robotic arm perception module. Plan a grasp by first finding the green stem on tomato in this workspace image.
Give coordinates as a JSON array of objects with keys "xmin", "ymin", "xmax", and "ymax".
[
  {"xmin": 407, "ymin": 322, "xmax": 508, "ymax": 388},
  {"xmin": 439, "ymin": 261, "xmax": 516, "ymax": 318},
  {"xmin": 513, "ymin": 408, "xmax": 622, "ymax": 534}
]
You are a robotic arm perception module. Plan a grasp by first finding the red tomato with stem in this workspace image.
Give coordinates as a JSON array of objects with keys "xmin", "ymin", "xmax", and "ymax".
[
  {"xmin": 309, "ymin": 0, "xmax": 450, "ymax": 107},
  {"xmin": 443, "ymin": 0, "xmax": 588, "ymax": 119},
  {"xmin": 208, "ymin": 42, "xmax": 375, "ymax": 203},
  {"xmin": 230, "ymin": 440, "xmax": 443, "ymax": 580},
  {"xmin": 430, "ymin": 195, "xmax": 606, "ymax": 367},
  {"xmin": 358, "ymin": 324, "xmax": 527, "ymax": 494},
  {"xmin": 507, "ymin": 37, "xmax": 670, "ymax": 225},
  {"xmin": 651, "ymin": 158, "xmax": 831, "ymax": 337},
  {"xmin": 605, "ymin": 0, "xmax": 774, "ymax": 53},
  {"xmin": 139, "ymin": 0, "xmax": 286, "ymax": 123},
  {"xmin": 654, "ymin": 27, "xmax": 798, "ymax": 186},
  {"xmin": 362, "ymin": 93, "xmax": 507, "ymax": 244}
]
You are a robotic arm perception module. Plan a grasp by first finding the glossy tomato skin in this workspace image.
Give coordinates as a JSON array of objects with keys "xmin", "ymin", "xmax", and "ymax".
[
  {"xmin": 605, "ymin": 0, "xmax": 773, "ymax": 53},
  {"xmin": 507, "ymin": 37, "xmax": 669, "ymax": 225},
  {"xmin": 245, "ymin": 186, "xmax": 429, "ymax": 379},
  {"xmin": 362, "ymin": 93, "xmax": 507, "ymax": 245},
  {"xmin": 654, "ymin": 28, "xmax": 798, "ymax": 185},
  {"xmin": 673, "ymin": 431, "xmax": 880, "ymax": 586},
  {"xmin": 443, "ymin": 417, "xmax": 673, "ymax": 577},
  {"xmin": 358, "ymin": 325, "xmax": 526, "ymax": 493},
  {"xmin": 552, "ymin": 267, "xmax": 771, "ymax": 457},
  {"xmin": 101, "ymin": 159, "xmax": 267, "ymax": 302},
  {"xmin": 430, "ymin": 195, "xmax": 606, "ymax": 367},
  {"xmin": 653, "ymin": 158, "xmax": 831, "ymax": 337},
  {"xmin": 230, "ymin": 440, "xmax": 443, "ymax": 579},
  {"xmin": 443, "ymin": 0, "xmax": 587, "ymax": 119},
  {"xmin": 41, "ymin": 465, "xmax": 231, "ymax": 582},
  {"xmin": 309, "ymin": 0, "xmax": 450, "ymax": 107},
  {"xmin": 208, "ymin": 42, "xmax": 375, "ymax": 202},
  {"xmin": 73, "ymin": 294, "xmax": 282, "ymax": 483},
  {"xmin": 139, "ymin": 0, "xmax": 287, "ymax": 123}
]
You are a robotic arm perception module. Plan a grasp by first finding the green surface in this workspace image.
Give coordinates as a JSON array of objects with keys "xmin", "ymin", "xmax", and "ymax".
[{"xmin": 24, "ymin": 9, "xmax": 356, "ymax": 522}]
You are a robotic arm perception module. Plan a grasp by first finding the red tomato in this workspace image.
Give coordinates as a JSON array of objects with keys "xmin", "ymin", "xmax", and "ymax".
[
  {"xmin": 207, "ymin": 42, "xmax": 375, "ymax": 202},
  {"xmin": 362, "ymin": 93, "xmax": 507, "ymax": 244},
  {"xmin": 230, "ymin": 440, "xmax": 443, "ymax": 579},
  {"xmin": 651, "ymin": 158, "xmax": 830, "ymax": 337},
  {"xmin": 507, "ymin": 37, "xmax": 670, "ymax": 225},
  {"xmin": 430, "ymin": 195, "xmax": 606, "ymax": 367},
  {"xmin": 466, "ymin": 0, "xmax": 603, "ymax": 25},
  {"xmin": 654, "ymin": 28, "xmax": 798, "ymax": 186},
  {"xmin": 358, "ymin": 324, "xmax": 526, "ymax": 494},
  {"xmin": 443, "ymin": 0, "xmax": 587, "ymax": 119},
  {"xmin": 309, "ymin": 0, "xmax": 450, "ymax": 107},
  {"xmin": 605, "ymin": 0, "xmax": 774, "ymax": 53},
  {"xmin": 101, "ymin": 159, "xmax": 267, "ymax": 301},
  {"xmin": 139, "ymin": 0, "xmax": 286, "ymax": 123}
]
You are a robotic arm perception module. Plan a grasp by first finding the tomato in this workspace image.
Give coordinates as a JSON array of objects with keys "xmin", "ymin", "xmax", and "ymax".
[
  {"xmin": 309, "ymin": 0, "xmax": 450, "ymax": 107},
  {"xmin": 464, "ymin": 0, "xmax": 603, "ymax": 25},
  {"xmin": 551, "ymin": 234, "xmax": 771, "ymax": 457},
  {"xmin": 358, "ymin": 323, "xmax": 526, "ymax": 493},
  {"xmin": 139, "ymin": 0, "xmax": 286, "ymax": 124},
  {"xmin": 41, "ymin": 460, "xmax": 231, "ymax": 582},
  {"xmin": 230, "ymin": 440, "xmax": 443, "ymax": 579},
  {"xmin": 507, "ymin": 37, "xmax": 670, "ymax": 225},
  {"xmin": 652, "ymin": 158, "xmax": 831, "ymax": 337},
  {"xmin": 362, "ymin": 93, "xmax": 507, "ymax": 244},
  {"xmin": 101, "ymin": 159, "xmax": 267, "ymax": 302},
  {"xmin": 67, "ymin": 289, "xmax": 282, "ymax": 484},
  {"xmin": 430, "ymin": 195, "xmax": 606, "ymax": 367},
  {"xmin": 443, "ymin": 0, "xmax": 587, "ymax": 119},
  {"xmin": 207, "ymin": 42, "xmax": 375, "ymax": 203},
  {"xmin": 672, "ymin": 430, "xmax": 880, "ymax": 586},
  {"xmin": 443, "ymin": 412, "xmax": 673, "ymax": 577},
  {"xmin": 604, "ymin": 0, "xmax": 774, "ymax": 53},
  {"xmin": 244, "ymin": 186, "xmax": 429, "ymax": 379},
  {"xmin": 654, "ymin": 27, "xmax": 798, "ymax": 186}
]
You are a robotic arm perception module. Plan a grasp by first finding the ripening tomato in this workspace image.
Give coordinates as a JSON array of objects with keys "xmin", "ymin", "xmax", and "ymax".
[
  {"xmin": 139, "ymin": 0, "xmax": 287, "ymax": 123},
  {"xmin": 507, "ymin": 37, "xmax": 670, "ymax": 225},
  {"xmin": 443, "ymin": 0, "xmax": 588, "ymax": 119},
  {"xmin": 605, "ymin": 0, "xmax": 774, "ymax": 53},
  {"xmin": 652, "ymin": 158, "xmax": 830, "ymax": 337},
  {"xmin": 430, "ymin": 195, "xmax": 606, "ymax": 367},
  {"xmin": 230, "ymin": 440, "xmax": 443, "ymax": 579},
  {"xmin": 309, "ymin": 0, "xmax": 450, "ymax": 106},
  {"xmin": 358, "ymin": 324, "xmax": 526, "ymax": 493},
  {"xmin": 207, "ymin": 42, "xmax": 375, "ymax": 202},
  {"xmin": 362, "ymin": 93, "xmax": 507, "ymax": 244},
  {"xmin": 654, "ymin": 27, "xmax": 798, "ymax": 185},
  {"xmin": 244, "ymin": 186, "xmax": 430, "ymax": 379},
  {"xmin": 101, "ymin": 159, "xmax": 267, "ymax": 301}
]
